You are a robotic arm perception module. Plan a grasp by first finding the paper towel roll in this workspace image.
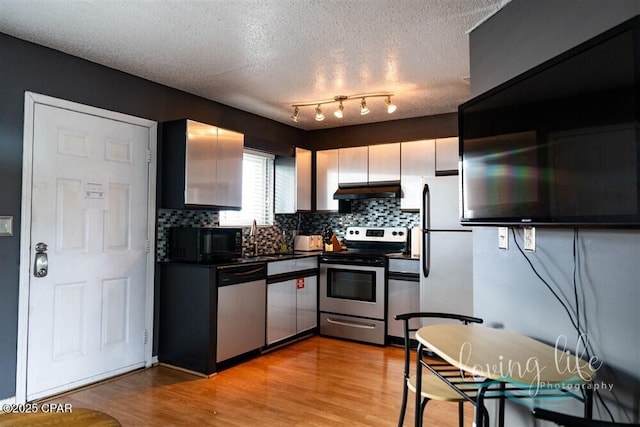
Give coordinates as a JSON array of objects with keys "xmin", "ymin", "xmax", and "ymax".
[{"xmin": 410, "ymin": 227, "xmax": 421, "ymax": 258}]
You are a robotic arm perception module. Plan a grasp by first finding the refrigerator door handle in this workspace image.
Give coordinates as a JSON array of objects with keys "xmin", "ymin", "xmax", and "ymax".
[
  {"xmin": 422, "ymin": 183, "xmax": 430, "ymax": 278},
  {"xmin": 422, "ymin": 230, "xmax": 430, "ymax": 277},
  {"xmin": 421, "ymin": 183, "xmax": 430, "ymax": 231}
]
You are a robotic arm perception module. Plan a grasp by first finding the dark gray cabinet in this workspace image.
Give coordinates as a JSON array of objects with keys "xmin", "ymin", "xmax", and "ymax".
[{"xmin": 158, "ymin": 263, "xmax": 218, "ymax": 375}]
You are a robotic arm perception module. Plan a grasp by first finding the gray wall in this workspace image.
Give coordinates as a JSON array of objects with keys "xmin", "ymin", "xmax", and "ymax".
[
  {"xmin": 470, "ymin": 0, "xmax": 640, "ymax": 97},
  {"xmin": 469, "ymin": 0, "xmax": 640, "ymax": 424}
]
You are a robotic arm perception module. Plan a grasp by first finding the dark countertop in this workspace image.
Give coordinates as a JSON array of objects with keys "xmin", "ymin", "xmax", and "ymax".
[
  {"xmin": 160, "ymin": 251, "xmax": 323, "ymax": 267},
  {"xmin": 162, "ymin": 251, "xmax": 417, "ymax": 266},
  {"xmin": 386, "ymin": 253, "xmax": 419, "ymax": 261},
  {"xmin": 237, "ymin": 251, "xmax": 322, "ymax": 263}
]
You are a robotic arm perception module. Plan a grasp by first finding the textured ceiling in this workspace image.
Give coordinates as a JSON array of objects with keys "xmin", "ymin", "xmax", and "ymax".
[{"xmin": 0, "ymin": 0, "xmax": 508, "ymax": 130}]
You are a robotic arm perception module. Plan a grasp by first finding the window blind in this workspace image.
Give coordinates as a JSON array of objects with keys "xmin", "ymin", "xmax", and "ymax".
[{"xmin": 220, "ymin": 149, "xmax": 274, "ymax": 226}]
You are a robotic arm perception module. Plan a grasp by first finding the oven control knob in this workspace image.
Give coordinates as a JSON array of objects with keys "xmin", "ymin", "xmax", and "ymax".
[
  {"xmin": 392, "ymin": 231, "xmax": 397, "ymax": 236},
  {"xmin": 398, "ymin": 231, "xmax": 404, "ymax": 236}
]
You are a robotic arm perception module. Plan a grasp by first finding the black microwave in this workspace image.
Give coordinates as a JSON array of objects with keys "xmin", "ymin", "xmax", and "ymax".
[{"xmin": 168, "ymin": 227, "xmax": 243, "ymax": 263}]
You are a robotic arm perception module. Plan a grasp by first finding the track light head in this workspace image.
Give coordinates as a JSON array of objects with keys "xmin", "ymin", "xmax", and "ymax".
[
  {"xmin": 334, "ymin": 101, "xmax": 344, "ymax": 119},
  {"xmin": 315, "ymin": 105, "xmax": 325, "ymax": 121},
  {"xmin": 385, "ymin": 96, "xmax": 397, "ymax": 114},
  {"xmin": 290, "ymin": 106, "xmax": 299, "ymax": 122},
  {"xmin": 360, "ymin": 98, "xmax": 370, "ymax": 115}
]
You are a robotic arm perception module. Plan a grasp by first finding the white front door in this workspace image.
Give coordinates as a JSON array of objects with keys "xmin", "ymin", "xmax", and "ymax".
[{"xmin": 20, "ymin": 94, "xmax": 156, "ymax": 401}]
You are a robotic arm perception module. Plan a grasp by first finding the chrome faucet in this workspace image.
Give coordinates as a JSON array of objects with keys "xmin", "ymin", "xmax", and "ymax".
[{"xmin": 249, "ymin": 219, "xmax": 258, "ymax": 256}]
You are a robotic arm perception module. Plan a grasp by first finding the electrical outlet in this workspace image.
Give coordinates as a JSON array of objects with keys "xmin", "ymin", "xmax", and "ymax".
[
  {"xmin": 0, "ymin": 216, "xmax": 12, "ymax": 237},
  {"xmin": 498, "ymin": 227, "xmax": 509, "ymax": 249},
  {"xmin": 524, "ymin": 227, "xmax": 536, "ymax": 251}
]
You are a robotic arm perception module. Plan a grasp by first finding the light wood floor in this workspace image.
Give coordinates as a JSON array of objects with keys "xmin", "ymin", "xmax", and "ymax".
[{"xmin": 43, "ymin": 336, "xmax": 474, "ymax": 426}]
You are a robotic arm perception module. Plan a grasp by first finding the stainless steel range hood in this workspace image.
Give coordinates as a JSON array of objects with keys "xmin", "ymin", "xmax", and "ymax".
[{"xmin": 333, "ymin": 182, "xmax": 402, "ymax": 200}]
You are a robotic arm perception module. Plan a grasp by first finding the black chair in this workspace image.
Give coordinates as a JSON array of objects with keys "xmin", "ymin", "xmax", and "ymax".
[
  {"xmin": 394, "ymin": 312, "xmax": 483, "ymax": 427},
  {"xmin": 532, "ymin": 408, "xmax": 640, "ymax": 427}
]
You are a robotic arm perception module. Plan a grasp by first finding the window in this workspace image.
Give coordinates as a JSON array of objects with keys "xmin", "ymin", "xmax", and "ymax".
[{"xmin": 220, "ymin": 149, "xmax": 274, "ymax": 226}]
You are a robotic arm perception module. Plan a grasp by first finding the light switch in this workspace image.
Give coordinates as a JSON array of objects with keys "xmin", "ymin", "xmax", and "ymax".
[
  {"xmin": 498, "ymin": 227, "xmax": 509, "ymax": 250},
  {"xmin": 0, "ymin": 216, "xmax": 13, "ymax": 236},
  {"xmin": 524, "ymin": 227, "xmax": 536, "ymax": 252}
]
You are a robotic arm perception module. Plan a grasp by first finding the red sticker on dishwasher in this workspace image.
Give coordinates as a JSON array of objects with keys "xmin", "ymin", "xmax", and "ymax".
[{"xmin": 296, "ymin": 278, "xmax": 305, "ymax": 289}]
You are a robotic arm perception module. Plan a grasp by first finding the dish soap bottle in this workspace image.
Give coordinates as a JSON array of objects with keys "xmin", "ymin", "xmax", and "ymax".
[{"xmin": 279, "ymin": 230, "xmax": 288, "ymax": 254}]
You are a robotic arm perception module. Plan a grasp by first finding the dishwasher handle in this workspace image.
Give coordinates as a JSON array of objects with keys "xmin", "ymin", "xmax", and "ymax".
[{"xmin": 217, "ymin": 263, "xmax": 267, "ymax": 286}]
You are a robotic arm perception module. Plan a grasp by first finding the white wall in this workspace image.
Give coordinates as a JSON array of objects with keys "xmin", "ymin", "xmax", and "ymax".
[{"xmin": 469, "ymin": 0, "xmax": 640, "ymax": 424}]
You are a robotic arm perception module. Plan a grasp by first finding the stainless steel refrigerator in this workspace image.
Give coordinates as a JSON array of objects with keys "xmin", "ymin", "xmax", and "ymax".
[{"xmin": 419, "ymin": 175, "xmax": 473, "ymax": 318}]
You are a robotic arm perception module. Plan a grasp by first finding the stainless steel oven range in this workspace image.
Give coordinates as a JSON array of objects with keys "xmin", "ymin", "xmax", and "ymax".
[{"xmin": 319, "ymin": 226, "xmax": 407, "ymax": 345}]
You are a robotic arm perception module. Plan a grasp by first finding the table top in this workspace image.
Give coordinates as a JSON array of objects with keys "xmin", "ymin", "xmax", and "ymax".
[{"xmin": 416, "ymin": 324, "xmax": 596, "ymax": 387}]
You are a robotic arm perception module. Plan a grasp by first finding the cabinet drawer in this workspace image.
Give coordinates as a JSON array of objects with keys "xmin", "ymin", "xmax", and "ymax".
[
  {"xmin": 267, "ymin": 257, "xmax": 318, "ymax": 276},
  {"xmin": 320, "ymin": 313, "xmax": 385, "ymax": 345},
  {"xmin": 388, "ymin": 258, "xmax": 419, "ymax": 275}
]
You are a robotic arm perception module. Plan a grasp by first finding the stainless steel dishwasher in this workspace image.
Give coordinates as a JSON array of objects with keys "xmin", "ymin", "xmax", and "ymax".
[{"xmin": 216, "ymin": 262, "xmax": 267, "ymax": 363}]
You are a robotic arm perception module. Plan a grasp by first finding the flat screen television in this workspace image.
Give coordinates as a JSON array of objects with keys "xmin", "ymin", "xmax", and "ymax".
[{"xmin": 459, "ymin": 16, "xmax": 640, "ymax": 226}]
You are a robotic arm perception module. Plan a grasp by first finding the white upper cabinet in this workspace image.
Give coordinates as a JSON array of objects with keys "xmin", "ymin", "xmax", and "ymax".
[
  {"xmin": 295, "ymin": 147, "xmax": 312, "ymax": 211},
  {"xmin": 212, "ymin": 128, "xmax": 244, "ymax": 208},
  {"xmin": 435, "ymin": 137, "xmax": 459, "ymax": 173},
  {"xmin": 316, "ymin": 149, "xmax": 339, "ymax": 211},
  {"xmin": 162, "ymin": 119, "xmax": 243, "ymax": 209},
  {"xmin": 400, "ymin": 139, "xmax": 435, "ymax": 210},
  {"xmin": 275, "ymin": 147, "xmax": 312, "ymax": 213},
  {"xmin": 338, "ymin": 146, "xmax": 368, "ymax": 185},
  {"xmin": 275, "ymin": 156, "xmax": 294, "ymax": 214},
  {"xmin": 338, "ymin": 144, "xmax": 401, "ymax": 184},
  {"xmin": 368, "ymin": 143, "xmax": 400, "ymax": 183}
]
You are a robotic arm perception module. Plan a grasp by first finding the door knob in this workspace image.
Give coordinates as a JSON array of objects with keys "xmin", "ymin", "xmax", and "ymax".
[{"xmin": 34, "ymin": 242, "xmax": 48, "ymax": 278}]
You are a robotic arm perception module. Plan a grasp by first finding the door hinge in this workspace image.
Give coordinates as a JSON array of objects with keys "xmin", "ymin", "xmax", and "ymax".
[
  {"xmin": 145, "ymin": 240, "xmax": 150, "ymax": 253},
  {"xmin": 146, "ymin": 150, "xmax": 152, "ymax": 163},
  {"xmin": 144, "ymin": 329, "xmax": 149, "ymax": 345}
]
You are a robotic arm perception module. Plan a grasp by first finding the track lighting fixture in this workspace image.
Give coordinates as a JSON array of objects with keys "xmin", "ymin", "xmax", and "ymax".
[
  {"xmin": 360, "ymin": 98, "xmax": 370, "ymax": 116},
  {"xmin": 290, "ymin": 92, "xmax": 396, "ymax": 123}
]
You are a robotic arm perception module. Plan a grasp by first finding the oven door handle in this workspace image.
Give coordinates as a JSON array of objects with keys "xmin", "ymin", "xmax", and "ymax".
[{"xmin": 326, "ymin": 317, "xmax": 376, "ymax": 329}]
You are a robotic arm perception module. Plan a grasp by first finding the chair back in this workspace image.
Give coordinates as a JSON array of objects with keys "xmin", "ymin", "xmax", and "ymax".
[
  {"xmin": 394, "ymin": 312, "xmax": 483, "ymax": 380},
  {"xmin": 393, "ymin": 312, "xmax": 483, "ymax": 427}
]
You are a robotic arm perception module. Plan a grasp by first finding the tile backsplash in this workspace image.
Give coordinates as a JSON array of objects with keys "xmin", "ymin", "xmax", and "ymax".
[
  {"xmin": 156, "ymin": 209, "xmax": 220, "ymax": 261},
  {"xmin": 157, "ymin": 198, "xmax": 419, "ymax": 261},
  {"xmin": 277, "ymin": 198, "xmax": 419, "ymax": 241}
]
